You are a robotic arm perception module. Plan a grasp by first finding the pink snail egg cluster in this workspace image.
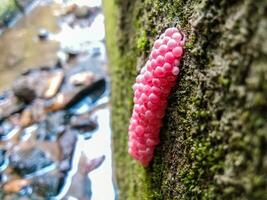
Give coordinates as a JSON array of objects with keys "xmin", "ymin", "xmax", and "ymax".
[{"xmin": 128, "ymin": 27, "xmax": 186, "ymax": 166}]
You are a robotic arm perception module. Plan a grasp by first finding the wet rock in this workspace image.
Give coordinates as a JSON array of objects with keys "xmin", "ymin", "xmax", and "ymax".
[
  {"xmin": 43, "ymin": 71, "xmax": 64, "ymax": 99},
  {"xmin": 37, "ymin": 111, "xmax": 69, "ymax": 141},
  {"xmin": 3, "ymin": 179, "xmax": 31, "ymax": 194},
  {"xmin": 13, "ymin": 68, "xmax": 64, "ymax": 100},
  {"xmin": 19, "ymin": 125, "xmax": 36, "ymax": 142},
  {"xmin": 58, "ymin": 127, "xmax": 77, "ymax": 171},
  {"xmin": 31, "ymin": 172, "xmax": 65, "ymax": 198},
  {"xmin": 65, "ymin": 78, "xmax": 106, "ymax": 109},
  {"xmin": 69, "ymin": 71, "xmax": 95, "ymax": 86},
  {"xmin": 0, "ymin": 92, "xmax": 26, "ymax": 120},
  {"xmin": 70, "ymin": 115, "xmax": 97, "ymax": 131},
  {"xmin": 16, "ymin": 100, "xmax": 46, "ymax": 129},
  {"xmin": 9, "ymin": 148, "xmax": 54, "ymax": 176},
  {"xmin": 67, "ymin": 49, "xmax": 79, "ymax": 60},
  {"xmin": 70, "ymin": 115, "xmax": 98, "ymax": 139},
  {"xmin": 12, "ymin": 81, "xmax": 36, "ymax": 104},
  {"xmin": 91, "ymin": 45, "xmax": 101, "ymax": 57},
  {"xmin": 30, "ymin": 99, "xmax": 47, "ymax": 123},
  {"xmin": 57, "ymin": 51, "xmax": 69, "ymax": 66},
  {"xmin": 0, "ymin": 150, "xmax": 7, "ymax": 171},
  {"xmin": 44, "ymin": 93, "xmax": 70, "ymax": 113},
  {"xmin": 37, "ymin": 28, "xmax": 49, "ymax": 41},
  {"xmin": 2, "ymin": 189, "xmax": 42, "ymax": 200},
  {"xmin": 0, "ymin": 119, "xmax": 17, "ymax": 141},
  {"xmin": 63, "ymin": 4, "xmax": 77, "ymax": 16},
  {"xmin": 74, "ymin": 6, "xmax": 92, "ymax": 19},
  {"xmin": 44, "ymin": 78, "xmax": 106, "ymax": 113},
  {"xmin": 19, "ymin": 108, "xmax": 33, "ymax": 128}
]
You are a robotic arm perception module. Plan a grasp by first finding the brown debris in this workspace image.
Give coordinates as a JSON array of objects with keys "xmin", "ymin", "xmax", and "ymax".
[
  {"xmin": 43, "ymin": 71, "xmax": 64, "ymax": 99},
  {"xmin": 19, "ymin": 108, "xmax": 33, "ymax": 128},
  {"xmin": 3, "ymin": 179, "xmax": 31, "ymax": 193},
  {"xmin": 69, "ymin": 71, "xmax": 95, "ymax": 86}
]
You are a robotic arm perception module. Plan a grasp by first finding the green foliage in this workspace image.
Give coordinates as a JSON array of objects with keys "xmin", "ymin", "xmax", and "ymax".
[{"xmin": 0, "ymin": 0, "xmax": 16, "ymax": 18}]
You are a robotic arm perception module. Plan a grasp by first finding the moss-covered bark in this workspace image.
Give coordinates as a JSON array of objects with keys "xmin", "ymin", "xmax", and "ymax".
[{"xmin": 103, "ymin": 0, "xmax": 267, "ymax": 199}]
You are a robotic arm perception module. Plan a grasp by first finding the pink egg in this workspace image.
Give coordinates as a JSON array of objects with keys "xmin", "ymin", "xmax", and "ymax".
[
  {"xmin": 165, "ymin": 52, "xmax": 175, "ymax": 63},
  {"xmin": 149, "ymin": 93, "xmax": 160, "ymax": 104},
  {"xmin": 163, "ymin": 62, "xmax": 172, "ymax": 73},
  {"xmin": 153, "ymin": 67, "xmax": 165, "ymax": 78},
  {"xmin": 156, "ymin": 55, "xmax": 165, "ymax": 66},
  {"xmin": 172, "ymin": 32, "xmax": 182, "ymax": 42},
  {"xmin": 162, "ymin": 36, "xmax": 171, "ymax": 45},
  {"xmin": 135, "ymin": 125, "xmax": 145, "ymax": 137},
  {"xmin": 165, "ymin": 27, "xmax": 175, "ymax": 37},
  {"xmin": 172, "ymin": 46, "xmax": 183, "ymax": 58},
  {"xmin": 153, "ymin": 39, "xmax": 162, "ymax": 49},
  {"xmin": 134, "ymin": 90, "xmax": 141, "ymax": 98},
  {"xmin": 143, "ymin": 71, "xmax": 152, "ymax": 82},
  {"xmin": 151, "ymin": 86, "xmax": 161, "ymax": 96},
  {"xmin": 143, "ymin": 85, "xmax": 151, "ymax": 95},
  {"xmin": 152, "ymin": 78, "xmax": 161, "ymax": 87},
  {"xmin": 172, "ymin": 67, "xmax": 180, "ymax": 75},
  {"xmin": 158, "ymin": 44, "xmax": 168, "ymax": 55},
  {"xmin": 167, "ymin": 39, "xmax": 178, "ymax": 50},
  {"xmin": 140, "ymin": 93, "xmax": 148, "ymax": 104},
  {"xmin": 151, "ymin": 49, "xmax": 159, "ymax": 59},
  {"xmin": 128, "ymin": 27, "xmax": 185, "ymax": 166}
]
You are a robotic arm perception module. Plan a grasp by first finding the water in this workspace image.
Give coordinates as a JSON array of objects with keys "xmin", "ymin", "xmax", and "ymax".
[
  {"xmin": 0, "ymin": 0, "xmax": 117, "ymax": 199},
  {"xmin": 0, "ymin": 1, "xmax": 59, "ymax": 91}
]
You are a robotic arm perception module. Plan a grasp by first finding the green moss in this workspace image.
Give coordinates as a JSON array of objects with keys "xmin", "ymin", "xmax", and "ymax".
[
  {"xmin": 104, "ymin": 0, "xmax": 267, "ymax": 199},
  {"xmin": 137, "ymin": 31, "xmax": 148, "ymax": 52}
]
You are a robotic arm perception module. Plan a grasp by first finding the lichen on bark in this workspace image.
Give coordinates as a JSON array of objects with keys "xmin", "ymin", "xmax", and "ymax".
[{"xmin": 103, "ymin": 0, "xmax": 267, "ymax": 199}]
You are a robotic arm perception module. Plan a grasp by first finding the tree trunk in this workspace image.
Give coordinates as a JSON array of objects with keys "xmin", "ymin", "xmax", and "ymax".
[{"xmin": 103, "ymin": 0, "xmax": 267, "ymax": 199}]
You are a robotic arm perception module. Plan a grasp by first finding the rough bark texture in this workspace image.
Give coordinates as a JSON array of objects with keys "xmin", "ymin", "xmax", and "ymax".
[{"xmin": 103, "ymin": 0, "xmax": 267, "ymax": 199}]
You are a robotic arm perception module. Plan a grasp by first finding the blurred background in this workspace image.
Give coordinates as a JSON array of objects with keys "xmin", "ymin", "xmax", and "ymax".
[{"xmin": 0, "ymin": 0, "xmax": 116, "ymax": 199}]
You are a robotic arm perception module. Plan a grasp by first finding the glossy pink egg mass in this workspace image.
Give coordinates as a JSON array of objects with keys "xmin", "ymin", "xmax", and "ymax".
[{"xmin": 128, "ymin": 27, "xmax": 185, "ymax": 167}]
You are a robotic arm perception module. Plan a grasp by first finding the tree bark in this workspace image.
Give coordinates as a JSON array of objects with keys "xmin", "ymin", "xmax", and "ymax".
[{"xmin": 103, "ymin": 0, "xmax": 267, "ymax": 199}]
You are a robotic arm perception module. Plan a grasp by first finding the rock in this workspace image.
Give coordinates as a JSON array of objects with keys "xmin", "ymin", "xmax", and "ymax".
[
  {"xmin": 65, "ymin": 78, "xmax": 106, "ymax": 109},
  {"xmin": 3, "ymin": 179, "xmax": 31, "ymax": 193},
  {"xmin": 66, "ymin": 49, "xmax": 79, "ymax": 60},
  {"xmin": 0, "ymin": 119, "xmax": 17, "ymax": 141},
  {"xmin": 70, "ymin": 115, "xmax": 98, "ymax": 139},
  {"xmin": 58, "ymin": 127, "xmax": 77, "ymax": 171},
  {"xmin": 0, "ymin": 150, "xmax": 7, "ymax": 171},
  {"xmin": 59, "ymin": 3, "xmax": 77, "ymax": 16},
  {"xmin": 9, "ymin": 148, "xmax": 54, "ymax": 176},
  {"xmin": 43, "ymin": 71, "xmax": 64, "ymax": 99},
  {"xmin": 70, "ymin": 115, "xmax": 97, "ymax": 131},
  {"xmin": 37, "ymin": 28, "xmax": 49, "ymax": 41},
  {"xmin": 44, "ymin": 94, "xmax": 68, "ymax": 113},
  {"xmin": 69, "ymin": 71, "xmax": 95, "ymax": 86},
  {"xmin": 13, "ymin": 68, "xmax": 64, "ymax": 101},
  {"xmin": 45, "ymin": 78, "xmax": 106, "ymax": 112},
  {"xmin": 74, "ymin": 6, "xmax": 91, "ymax": 18},
  {"xmin": 56, "ymin": 51, "xmax": 68, "ymax": 66},
  {"xmin": 19, "ymin": 108, "xmax": 33, "ymax": 128},
  {"xmin": 64, "ymin": 4, "xmax": 77, "ymax": 15},
  {"xmin": 30, "ymin": 99, "xmax": 46, "ymax": 124},
  {"xmin": 31, "ymin": 172, "xmax": 65, "ymax": 198},
  {"xmin": 37, "ymin": 111, "xmax": 68, "ymax": 141},
  {"xmin": 0, "ymin": 92, "xmax": 26, "ymax": 120},
  {"xmin": 12, "ymin": 79, "xmax": 36, "ymax": 104}
]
